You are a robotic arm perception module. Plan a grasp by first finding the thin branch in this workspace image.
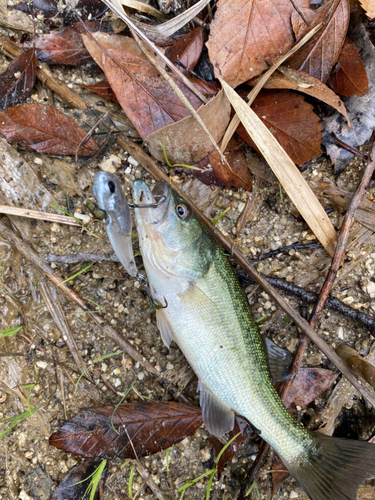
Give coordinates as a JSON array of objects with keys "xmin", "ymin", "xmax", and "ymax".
[{"xmin": 0, "ymin": 205, "xmax": 80, "ymax": 226}]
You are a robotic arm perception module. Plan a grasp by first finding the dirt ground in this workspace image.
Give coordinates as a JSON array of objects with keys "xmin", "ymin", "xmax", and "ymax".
[{"xmin": 1, "ymin": 11, "xmax": 375, "ymax": 500}]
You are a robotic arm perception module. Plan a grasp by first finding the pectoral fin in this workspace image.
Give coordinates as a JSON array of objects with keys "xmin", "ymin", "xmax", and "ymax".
[
  {"xmin": 198, "ymin": 382, "xmax": 235, "ymax": 436},
  {"xmin": 263, "ymin": 337, "xmax": 293, "ymax": 383},
  {"xmin": 156, "ymin": 309, "xmax": 174, "ymax": 348}
]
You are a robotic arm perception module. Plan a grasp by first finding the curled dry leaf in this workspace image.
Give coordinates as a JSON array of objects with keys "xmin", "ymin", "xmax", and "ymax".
[
  {"xmin": 25, "ymin": 26, "xmax": 94, "ymax": 66},
  {"xmin": 144, "ymin": 88, "xmax": 231, "ymax": 165},
  {"xmin": 328, "ymin": 38, "xmax": 369, "ymax": 97},
  {"xmin": 359, "ymin": 0, "xmax": 375, "ymax": 18},
  {"xmin": 207, "ymin": 0, "xmax": 297, "ymax": 87},
  {"xmin": 248, "ymin": 67, "xmax": 349, "ymax": 122},
  {"xmin": 0, "ymin": 48, "xmax": 36, "ymax": 111},
  {"xmin": 220, "ymin": 78, "xmax": 337, "ymax": 256},
  {"xmin": 79, "ymin": 79, "xmax": 119, "ymax": 104},
  {"xmin": 287, "ymin": 0, "xmax": 350, "ymax": 82},
  {"xmin": 49, "ymin": 401, "xmax": 203, "ymax": 459},
  {"xmin": 237, "ymin": 90, "xmax": 322, "ymax": 166},
  {"xmin": 0, "ymin": 104, "xmax": 99, "ymax": 156},
  {"xmin": 178, "ymin": 140, "xmax": 252, "ymax": 191},
  {"xmin": 283, "ymin": 368, "xmax": 338, "ymax": 411},
  {"xmin": 50, "ymin": 458, "xmax": 107, "ymax": 500},
  {"xmin": 165, "ymin": 27, "xmax": 204, "ymax": 76}
]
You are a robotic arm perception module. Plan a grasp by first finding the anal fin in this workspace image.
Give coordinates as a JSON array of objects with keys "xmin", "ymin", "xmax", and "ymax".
[
  {"xmin": 156, "ymin": 309, "xmax": 174, "ymax": 348},
  {"xmin": 198, "ymin": 382, "xmax": 235, "ymax": 436}
]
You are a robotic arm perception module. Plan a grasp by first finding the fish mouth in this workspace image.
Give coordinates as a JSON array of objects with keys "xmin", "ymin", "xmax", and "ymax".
[{"xmin": 133, "ymin": 180, "xmax": 171, "ymax": 225}]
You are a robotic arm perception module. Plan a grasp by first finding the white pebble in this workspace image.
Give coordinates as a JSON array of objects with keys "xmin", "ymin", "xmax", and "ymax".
[
  {"xmin": 166, "ymin": 362, "xmax": 174, "ymax": 370},
  {"xmin": 290, "ymin": 491, "xmax": 299, "ymax": 499},
  {"xmin": 127, "ymin": 155, "xmax": 139, "ymax": 167},
  {"xmin": 36, "ymin": 361, "xmax": 48, "ymax": 370},
  {"xmin": 337, "ymin": 327, "xmax": 344, "ymax": 339},
  {"xmin": 100, "ymin": 154, "xmax": 121, "ymax": 173}
]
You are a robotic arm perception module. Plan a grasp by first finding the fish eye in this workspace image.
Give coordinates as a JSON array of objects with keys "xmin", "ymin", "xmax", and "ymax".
[
  {"xmin": 108, "ymin": 180, "xmax": 116, "ymax": 193},
  {"xmin": 176, "ymin": 203, "xmax": 190, "ymax": 220}
]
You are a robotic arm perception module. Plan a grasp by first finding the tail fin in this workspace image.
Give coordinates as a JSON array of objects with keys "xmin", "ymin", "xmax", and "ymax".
[{"xmin": 285, "ymin": 433, "xmax": 375, "ymax": 500}]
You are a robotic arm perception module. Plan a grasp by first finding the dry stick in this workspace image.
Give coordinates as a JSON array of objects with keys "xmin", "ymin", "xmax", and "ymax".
[
  {"xmin": 0, "ymin": 37, "xmax": 87, "ymax": 110},
  {"xmin": 117, "ymin": 135, "xmax": 375, "ymax": 408},
  {"xmin": 0, "ymin": 219, "xmax": 187, "ymax": 402},
  {"xmin": 0, "ymin": 205, "xmax": 80, "ymax": 226},
  {"xmin": 237, "ymin": 139, "xmax": 375, "ymax": 500}
]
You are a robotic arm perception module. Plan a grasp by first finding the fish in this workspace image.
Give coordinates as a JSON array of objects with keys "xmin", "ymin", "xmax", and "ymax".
[
  {"xmin": 132, "ymin": 179, "xmax": 375, "ymax": 500},
  {"xmin": 92, "ymin": 172, "xmax": 138, "ymax": 278}
]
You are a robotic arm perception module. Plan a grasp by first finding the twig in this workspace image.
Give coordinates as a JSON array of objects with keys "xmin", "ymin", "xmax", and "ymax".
[
  {"xmin": 0, "ymin": 37, "xmax": 87, "ymax": 110},
  {"xmin": 237, "ymin": 132, "xmax": 375, "ymax": 499},
  {"xmin": 309, "ymin": 145, "xmax": 375, "ymax": 325},
  {"xmin": 117, "ymin": 136, "xmax": 375, "ymax": 407},
  {"xmin": 249, "ymin": 242, "xmax": 322, "ymax": 262},
  {"xmin": 236, "ymin": 272, "xmax": 375, "ymax": 334},
  {"xmin": 0, "ymin": 205, "xmax": 80, "ymax": 226},
  {"xmin": 332, "ymin": 133, "xmax": 368, "ymax": 160}
]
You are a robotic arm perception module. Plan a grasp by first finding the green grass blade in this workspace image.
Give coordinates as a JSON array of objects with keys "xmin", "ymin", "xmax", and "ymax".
[
  {"xmin": 0, "ymin": 326, "xmax": 23, "ymax": 338},
  {"xmin": 58, "ymin": 262, "xmax": 94, "ymax": 286}
]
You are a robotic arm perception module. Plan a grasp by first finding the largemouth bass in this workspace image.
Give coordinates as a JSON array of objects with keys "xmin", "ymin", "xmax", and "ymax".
[{"xmin": 130, "ymin": 179, "xmax": 375, "ymax": 500}]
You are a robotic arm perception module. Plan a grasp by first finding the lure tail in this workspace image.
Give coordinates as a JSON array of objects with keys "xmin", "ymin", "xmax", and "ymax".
[{"xmin": 284, "ymin": 433, "xmax": 375, "ymax": 500}]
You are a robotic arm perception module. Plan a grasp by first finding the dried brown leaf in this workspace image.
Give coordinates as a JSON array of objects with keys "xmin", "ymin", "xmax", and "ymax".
[
  {"xmin": 359, "ymin": 0, "xmax": 375, "ymax": 18},
  {"xmin": 0, "ymin": 48, "xmax": 36, "ymax": 111},
  {"xmin": 79, "ymin": 79, "xmax": 119, "ymax": 104},
  {"xmin": 99, "ymin": 48, "xmax": 202, "ymax": 139},
  {"xmin": 271, "ymin": 455, "xmax": 289, "ymax": 499},
  {"xmin": 329, "ymin": 37, "xmax": 369, "ymax": 97},
  {"xmin": 248, "ymin": 67, "xmax": 349, "ymax": 122},
  {"xmin": 165, "ymin": 27, "xmax": 204, "ymax": 76},
  {"xmin": 237, "ymin": 90, "xmax": 322, "ymax": 165},
  {"xmin": 49, "ymin": 401, "xmax": 203, "ymax": 459},
  {"xmin": 178, "ymin": 140, "xmax": 252, "ymax": 190},
  {"xmin": 291, "ymin": 0, "xmax": 316, "ymax": 39},
  {"xmin": 81, "ymin": 33, "xmax": 148, "ymax": 69},
  {"xmin": 25, "ymin": 26, "xmax": 93, "ymax": 65},
  {"xmin": 50, "ymin": 458, "xmax": 107, "ymax": 500},
  {"xmin": 287, "ymin": 0, "xmax": 350, "ymax": 82},
  {"xmin": 283, "ymin": 368, "xmax": 338, "ymax": 410},
  {"xmin": 0, "ymin": 104, "xmax": 99, "ymax": 156},
  {"xmin": 206, "ymin": 0, "xmax": 297, "ymax": 87},
  {"xmin": 144, "ymin": 89, "xmax": 230, "ymax": 164}
]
